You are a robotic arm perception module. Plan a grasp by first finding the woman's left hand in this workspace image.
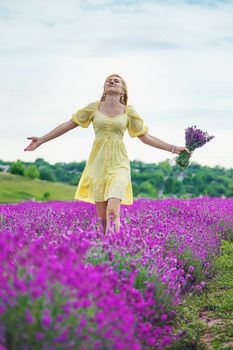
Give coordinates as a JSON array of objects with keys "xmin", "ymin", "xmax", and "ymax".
[{"xmin": 174, "ymin": 146, "xmax": 193, "ymax": 156}]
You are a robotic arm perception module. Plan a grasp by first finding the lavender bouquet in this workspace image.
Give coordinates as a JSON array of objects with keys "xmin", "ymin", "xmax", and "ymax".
[{"xmin": 176, "ymin": 125, "xmax": 214, "ymax": 168}]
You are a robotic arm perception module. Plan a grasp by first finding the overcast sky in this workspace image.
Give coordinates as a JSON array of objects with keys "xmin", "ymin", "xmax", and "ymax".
[{"xmin": 1, "ymin": 0, "xmax": 233, "ymax": 168}]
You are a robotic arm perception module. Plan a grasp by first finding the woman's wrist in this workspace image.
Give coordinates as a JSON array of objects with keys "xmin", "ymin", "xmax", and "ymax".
[
  {"xmin": 39, "ymin": 136, "xmax": 46, "ymax": 144},
  {"xmin": 170, "ymin": 145, "xmax": 176, "ymax": 154}
]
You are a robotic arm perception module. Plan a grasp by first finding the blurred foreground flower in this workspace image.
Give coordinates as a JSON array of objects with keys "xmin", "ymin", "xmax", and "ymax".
[{"xmin": 176, "ymin": 125, "xmax": 214, "ymax": 168}]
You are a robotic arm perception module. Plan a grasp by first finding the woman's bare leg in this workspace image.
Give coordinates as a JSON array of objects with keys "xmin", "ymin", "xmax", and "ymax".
[
  {"xmin": 106, "ymin": 197, "xmax": 122, "ymax": 234},
  {"xmin": 95, "ymin": 201, "xmax": 107, "ymax": 233}
]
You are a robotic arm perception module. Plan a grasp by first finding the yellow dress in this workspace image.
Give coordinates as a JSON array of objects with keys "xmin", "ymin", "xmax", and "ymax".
[{"xmin": 71, "ymin": 100, "xmax": 149, "ymax": 205}]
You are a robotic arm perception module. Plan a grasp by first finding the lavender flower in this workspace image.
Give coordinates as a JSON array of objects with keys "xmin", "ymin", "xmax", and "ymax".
[
  {"xmin": 0, "ymin": 198, "xmax": 232, "ymax": 349},
  {"xmin": 176, "ymin": 125, "xmax": 214, "ymax": 168}
]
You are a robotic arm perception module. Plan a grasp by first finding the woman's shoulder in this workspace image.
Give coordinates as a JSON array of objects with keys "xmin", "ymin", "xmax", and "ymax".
[
  {"xmin": 125, "ymin": 104, "xmax": 134, "ymax": 112},
  {"xmin": 125, "ymin": 104, "xmax": 143, "ymax": 120}
]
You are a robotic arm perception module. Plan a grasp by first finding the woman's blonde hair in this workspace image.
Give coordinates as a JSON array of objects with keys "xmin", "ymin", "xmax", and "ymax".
[{"xmin": 100, "ymin": 74, "xmax": 128, "ymax": 106}]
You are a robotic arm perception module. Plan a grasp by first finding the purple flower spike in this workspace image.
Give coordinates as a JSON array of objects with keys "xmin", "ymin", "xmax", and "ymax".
[
  {"xmin": 42, "ymin": 315, "xmax": 52, "ymax": 327},
  {"xmin": 176, "ymin": 125, "xmax": 214, "ymax": 168},
  {"xmin": 185, "ymin": 125, "xmax": 214, "ymax": 150}
]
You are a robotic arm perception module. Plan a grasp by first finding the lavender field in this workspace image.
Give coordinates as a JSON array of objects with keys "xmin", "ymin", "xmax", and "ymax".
[{"xmin": 0, "ymin": 197, "xmax": 232, "ymax": 350}]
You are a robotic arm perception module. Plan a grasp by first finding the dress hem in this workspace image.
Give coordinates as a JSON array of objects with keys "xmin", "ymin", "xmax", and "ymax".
[
  {"xmin": 73, "ymin": 173, "xmax": 133, "ymax": 205},
  {"xmin": 74, "ymin": 195, "xmax": 133, "ymax": 206}
]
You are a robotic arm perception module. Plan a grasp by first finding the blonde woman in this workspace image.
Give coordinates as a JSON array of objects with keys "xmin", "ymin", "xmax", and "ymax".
[{"xmin": 24, "ymin": 74, "xmax": 190, "ymax": 234}]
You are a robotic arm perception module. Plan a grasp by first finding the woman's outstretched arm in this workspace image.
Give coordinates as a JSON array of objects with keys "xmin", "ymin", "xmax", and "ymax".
[
  {"xmin": 138, "ymin": 133, "xmax": 191, "ymax": 156},
  {"xmin": 24, "ymin": 120, "xmax": 78, "ymax": 152}
]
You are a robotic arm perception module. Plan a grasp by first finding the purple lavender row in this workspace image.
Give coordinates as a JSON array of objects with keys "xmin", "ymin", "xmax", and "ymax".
[{"xmin": 0, "ymin": 197, "xmax": 232, "ymax": 349}]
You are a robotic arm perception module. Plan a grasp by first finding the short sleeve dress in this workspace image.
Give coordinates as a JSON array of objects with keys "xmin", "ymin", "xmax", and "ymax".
[{"xmin": 71, "ymin": 100, "xmax": 149, "ymax": 205}]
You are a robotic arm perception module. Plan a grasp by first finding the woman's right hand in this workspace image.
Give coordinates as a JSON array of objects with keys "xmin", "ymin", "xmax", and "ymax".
[{"xmin": 24, "ymin": 137, "xmax": 43, "ymax": 151}]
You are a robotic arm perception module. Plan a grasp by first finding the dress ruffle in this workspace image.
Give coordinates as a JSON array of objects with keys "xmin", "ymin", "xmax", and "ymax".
[
  {"xmin": 126, "ymin": 105, "xmax": 149, "ymax": 138},
  {"xmin": 71, "ymin": 101, "xmax": 98, "ymax": 128},
  {"xmin": 74, "ymin": 173, "xmax": 133, "ymax": 205}
]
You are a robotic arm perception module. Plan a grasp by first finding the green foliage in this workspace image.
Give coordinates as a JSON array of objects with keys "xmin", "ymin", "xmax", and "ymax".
[
  {"xmin": 85, "ymin": 245, "xmax": 109, "ymax": 265},
  {"xmin": 179, "ymin": 248, "xmax": 206, "ymax": 287},
  {"xmin": 39, "ymin": 167, "xmax": 56, "ymax": 182},
  {"xmin": 213, "ymin": 240, "xmax": 233, "ymax": 290},
  {"xmin": 224, "ymin": 230, "xmax": 233, "ymax": 244},
  {"xmin": 43, "ymin": 192, "xmax": 51, "ymax": 200},
  {"xmin": 168, "ymin": 303, "xmax": 206, "ymax": 350},
  {"xmin": 211, "ymin": 320, "xmax": 233, "ymax": 350},
  {"xmin": 134, "ymin": 265, "xmax": 174, "ymax": 313},
  {"xmin": 138, "ymin": 180, "xmax": 158, "ymax": 197},
  {"xmin": 164, "ymin": 176, "xmax": 182, "ymax": 194},
  {"xmin": 86, "ymin": 245, "xmax": 138, "ymax": 272},
  {"xmin": 9, "ymin": 160, "xmax": 25, "ymax": 175},
  {"xmin": 69, "ymin": 174, "xmax": 81, "ymax": 186},
  {"xmin": 165, "ymin": 238, "xmax": 207, "ymax": 292},
  {"xmin": 2, "ymin": 279, "xmax": 99, "ymax": 350},
  {"xmin": 2, "ymin": 157, "xmax": 233, "ymax": 199},
  {"xmin": 24, "ymin": 165, "xmax": 40, "ymax": 179},
  {"xmin": 169, "ymin": 240, "xmax": 233, "ymax": 350}
]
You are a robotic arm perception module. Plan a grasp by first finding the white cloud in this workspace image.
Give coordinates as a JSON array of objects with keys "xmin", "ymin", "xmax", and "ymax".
[{"xmin": 0, "ymin": 0, "xmax": 233, "ymax": 168}]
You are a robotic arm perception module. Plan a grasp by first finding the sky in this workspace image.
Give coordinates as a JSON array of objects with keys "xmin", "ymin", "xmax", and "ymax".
[{"xmin": 0, "ymin": 0, "xmax": 233, "ymax": 169}]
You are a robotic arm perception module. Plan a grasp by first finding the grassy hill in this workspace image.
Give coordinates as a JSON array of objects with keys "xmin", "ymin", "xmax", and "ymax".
[{"xmin": 0, "ymin": 172, "xmax": 77, "ymax": 203}]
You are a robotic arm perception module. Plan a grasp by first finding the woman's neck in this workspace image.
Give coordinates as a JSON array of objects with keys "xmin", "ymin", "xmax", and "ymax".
[{"xmin": 104, "ymin": 94, "xmax": 121, "ymax": 106}]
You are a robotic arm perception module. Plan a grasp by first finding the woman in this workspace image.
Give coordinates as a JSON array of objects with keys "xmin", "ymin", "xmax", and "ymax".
[{"xmin": 24, "ymin": 73, "xmax": 191, "ymax": 234}]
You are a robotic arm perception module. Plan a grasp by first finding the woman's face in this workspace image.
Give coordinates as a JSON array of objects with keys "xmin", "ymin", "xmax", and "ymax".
[{"xmin": 104, "ymin": 76, "xmax": 124, "ymax": 95}]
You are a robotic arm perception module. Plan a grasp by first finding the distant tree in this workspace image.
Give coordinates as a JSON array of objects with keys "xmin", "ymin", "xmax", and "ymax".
[
  {"xmin": 35, "ymin": 158, "xmax": 50, "ymax": 167},
  {"xmin": 39, "ymin": 167, "xmax": 56, "ymax": 182},
  {"xmin": 173, "ymin": 179, "xmax": 182, "ymax": 193},
  {"xmin": 206, "ymin": 181, "xmax": 227, "ymax": 197},
  {"xmin": 54, "ymin": 165, "xmax": 70, "ymax": 183},
  {"xmin": 70, "ymin": 174, "xmax": 81, "ymax": 186},
  {"xmin": 9, "ymin": 160, "xmax": 25, "ymax": 175},
  {"xmin": 66, "ymin": 161, "xmax": 86, "ymax": 172},
  {"xmin": 158, "ymin": 160, "xmax": 172, "ymax": 176},
  {"xmin": 138, "ymin": 181, "xmax": 157, "ymax": 198},
  {"xmin": 150, "ymin": 170, "xmax": 164, "ymax": 188},
  {"xmin": 227, "ymin": 180, "xmax": 233, "ymax": 197},
  {"xmin": 2, "ymin": 157, "xmax": 233, "ymax": 198},
  {"xmin": 164, "ymin": 177, "xmax": 175, "ymax": 194},
  {"xmin": 132, "ymin": 182, "xmax": 139, "ymax": 197},
  {"xmin": 43, "ymin": 192, "xmax": 51, "ymax": 200},
  {"xmin": 24, "ymin": 165, "xmax": 40, "ymax": 179}
]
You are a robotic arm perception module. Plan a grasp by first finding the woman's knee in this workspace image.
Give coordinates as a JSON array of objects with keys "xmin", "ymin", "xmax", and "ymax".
[
  {"xmin": 100, "ymin": 217, "xmax": 107, "ymax": 224},
  {"xmin": 95, "ymin": 201, "xmax": 107, "ymax": 222},
  {"xmin": 107, "ymin": 207, "xmax": 120, "ymax": 220},
  {"xmin": 96, "ymin": 215, "xmax": 106, "ymax": 224},
  {"xmin": 106, "ymin": 198, "xmax": 121, "ymax": 217},
  {"xmin": 96, "ymin": 216, "xmax": 106, "ymax": 232}
]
